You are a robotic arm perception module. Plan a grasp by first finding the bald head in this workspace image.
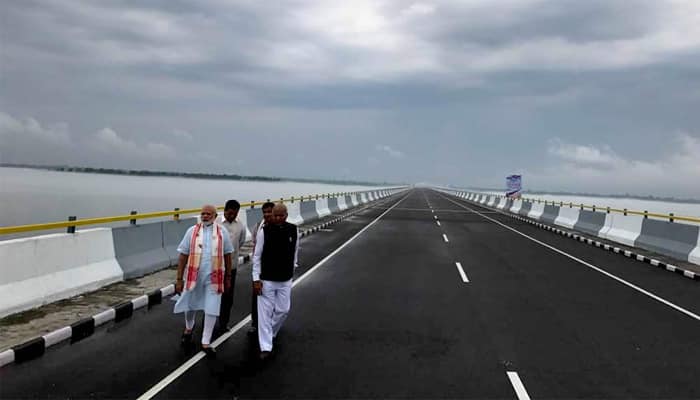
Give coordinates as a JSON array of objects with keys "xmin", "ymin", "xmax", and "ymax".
[
  {"xmin": 272, "ymin": 202, "xmax": 288, "ymax": 225},
  {"xmin": 200, "ymin": 204, "xmax": 217, "ymax": 224}
]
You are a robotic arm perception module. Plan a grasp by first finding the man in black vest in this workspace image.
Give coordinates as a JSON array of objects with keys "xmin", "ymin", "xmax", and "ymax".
[{"xmin": 252, "ymin": 203, "xmax": 299, "ymax": 360}]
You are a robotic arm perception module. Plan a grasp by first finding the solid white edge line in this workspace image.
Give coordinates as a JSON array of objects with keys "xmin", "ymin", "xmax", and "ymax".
[
  {"xmin": 443, "ymin": 234, "xmax": 449, "ymax": 243},
  {"xmin": 455, "ymin": 262, "xmax": 469, "ymax": 283},
  {"xmin": 438, "ymin": 193, "xmax": 700, "ymax": 322},
  {"xmin": 136, "ymin": 192, "xmax": 411, "ymax": 400},
  {"xmin": 507, "ymin": 371, "xmax": 532, "ymax": 400}
]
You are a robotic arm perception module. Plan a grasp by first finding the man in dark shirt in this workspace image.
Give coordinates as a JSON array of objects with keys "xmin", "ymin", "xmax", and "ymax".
[{"xmin": 252, "ymin": 203, "xmax": 299, "ymax": 360}]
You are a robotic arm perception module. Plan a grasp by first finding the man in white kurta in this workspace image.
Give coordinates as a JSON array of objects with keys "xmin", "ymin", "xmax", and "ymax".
[
  {"xmin": 217, "ymin": 199, "xmax": 247, "ymax": 333},
  {"xmin": 174, "ymin": 205, "xmax": 233, "ymax": 355},
  {"xmin": 252, "ymin": 203, "xmax": 299, "ymax": 360},
  {"xmin": 248, "ymin": 201, "xmax": 275, "ymax": 335}
]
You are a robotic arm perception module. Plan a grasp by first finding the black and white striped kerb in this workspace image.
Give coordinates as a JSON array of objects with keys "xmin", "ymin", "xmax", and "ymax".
[
  {"xmin": 0, "ymin": 193, "xmax": 399, "ymax": 368},
  {"xmin": 448, "ymin": 191, "xmax": 699, "ymax": 282}
]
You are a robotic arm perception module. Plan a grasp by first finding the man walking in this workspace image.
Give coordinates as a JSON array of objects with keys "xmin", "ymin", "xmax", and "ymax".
[
  {"xmin": 217, "ymin": 199, "xmax": 247, "ymax": 335},
  {"xmin": 252, "ymin": 203, "xmax": 299, "ymax": 360},
  {"xmin": 174, "ymin": 204, "xmax": 233, "ymax": 357},
  {"xmin": 248, "ymin": 201, "xmax": 275, "ymax": 336}
]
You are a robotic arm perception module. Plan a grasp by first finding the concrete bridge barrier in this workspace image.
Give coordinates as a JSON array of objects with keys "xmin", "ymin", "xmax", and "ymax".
[
  {"xmin": 162, "ymin": 218, "xmax": 197, "ymax": 266},
  {"xmin": 112, "ymin": 223, "xmax": 170, "ymax": 279},
  {"xmin": 0, "ymin": 229, "xmax": 123, "ymax": 318},
  {"xmin": 528, "ymin": 202, "xmax": 545, "ymax": 220},
  {"xmin": 510, "ymin": 199, "xmax": 523, "ymax": 214},
  {"xmin": 316, "ymin": 198, "xmax": 331, "ymax": 218},
  {"xmin": 286, "ymin": 202, "xmax": 303, "ymax": 225},
  {"xmin": 573, "ymin": 210, "xmax": 607, "ymax": 237},
  {"xmin": 540, "ymin": 204, "xmax": 560, "ymax": 225},
  {"xmin": 328, "ymin": 197, "xmax": 341, "ymax": 213},
  {"xmin": 554, "ymin": 207, "xmax": 580, "ymax": 229},
  {"xmin": 518, "ymin": 201, "xmax": 533, "ymax": 217},
  {"xmin": 634, "ymin": 218, "xmax": 700, "ymax": 262},
  {"xmin": 300, "ymin": 200, "xmax": 320, "ymax": 223}
]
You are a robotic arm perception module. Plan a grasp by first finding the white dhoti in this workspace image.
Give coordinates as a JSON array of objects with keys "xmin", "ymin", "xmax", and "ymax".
[{"xmin": 257, "ymin": 279, "xmax": 292, "ymax": 352}]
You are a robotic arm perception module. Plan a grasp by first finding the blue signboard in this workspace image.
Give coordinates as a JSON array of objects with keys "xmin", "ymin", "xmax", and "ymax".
[{"xmin": 506, "ymin": 175, "xmax": 522, "ymax": 198}]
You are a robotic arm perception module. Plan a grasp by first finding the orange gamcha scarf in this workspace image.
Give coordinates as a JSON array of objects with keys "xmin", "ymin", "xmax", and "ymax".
[{"xmin": 185, "ymin": 223, "xmax": 225, "ymax": 294}]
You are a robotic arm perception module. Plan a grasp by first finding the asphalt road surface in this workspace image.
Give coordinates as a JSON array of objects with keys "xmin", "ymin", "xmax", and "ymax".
[{"xmin": 1, "ymin": 189, "xmax": 698, "ymax": 399}]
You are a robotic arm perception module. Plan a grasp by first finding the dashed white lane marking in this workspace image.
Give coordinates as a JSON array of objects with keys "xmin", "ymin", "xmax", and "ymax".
[
  {"xmin": 433, "ymin": 215, "xmax": 437, "ymax": 220},
  {"xmin": 436, "ymin": 221, "xmax": 441, "ymax": 227},
  {"xmin": 455, "ymin": 262, "xmax": 469, "ymax": 283},
  {"xmin": 443, "ymin": 234, "xmax": 449, "ymax": 243},
  {"xmin": 507, "ymin": 372, "xmax": 532, "ymax": 400},
  {"xmin": 438, "ymin": 193, "xmax": 700, "ymax": 323},
  {"xmin": 136, "ymin": 193, "xmax": 412, "ymax": 400},
  {"xmin": 319, "ymin": 228, "xmax": 334, "ymax": 232}
]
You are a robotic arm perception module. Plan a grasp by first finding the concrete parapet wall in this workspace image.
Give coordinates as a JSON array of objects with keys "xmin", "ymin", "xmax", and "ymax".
[
  {"xmin": 634, "ymin": 218, "xmax": 700, "ymax": 262},
  {"xmin": 510, "ymin": 199, "xmax": 523, "ymax": 214},
  {"xmin": 528, "ymin": 202, "xmax": 545, "ymax": 220},
  {"xmin": 286, "ymin": 202, "xmax": 303, "ymax": 225},
  {"xmin": 0, "ymin": 229, "xmax": 123, "ymax": 318},
  {"xmin": 316, "ymin": 198, "xmax": 331, "ymax": 217},
  {"xmin": 300, "ymin": 200, "xmax": 320, "ymax": 223},
  {"xmin": 573, "ymin": 210, "xmax": 607, "ymax": 237},
  {"xmin": 554, "ymin": 207, "xmax": 580, "ymax": 229},
  {"xmin": 162, "ymin": 218, "xmax": 197, "ymax": 265},
  {"xmin": 540, "ymin": 204, "xmax": 560, "ymax": 225},
  {"xmin": 518, "ymin": 201, "xmax": 533, "ymax": 217},
  {"xmin": 328, "ymin": 197, "xmax": 340, "ymax": 213},
  {"xmin": 112, "ymin": 223, "xmax": 170, "ymax": 279}
]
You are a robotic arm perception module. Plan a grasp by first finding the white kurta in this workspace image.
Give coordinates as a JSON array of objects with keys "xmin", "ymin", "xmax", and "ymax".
[{"xmin": 173, "ymin": 223, "xmax": 234, "ymax": 316}]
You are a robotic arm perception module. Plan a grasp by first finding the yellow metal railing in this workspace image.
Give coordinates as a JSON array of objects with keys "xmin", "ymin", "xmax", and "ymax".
[
  {"xmin": 453, "ymin": 190, "xmax": 700, "ymax": 224},
  {"xmin": 0, "ymin": 189, "xmax": 391, "ymax": 235}
]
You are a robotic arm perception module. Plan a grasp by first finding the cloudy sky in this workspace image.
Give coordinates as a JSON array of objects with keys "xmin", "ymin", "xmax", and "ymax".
[{"xmin": 1, "ymin": 0, "xmax": 699, "ymax": 197}]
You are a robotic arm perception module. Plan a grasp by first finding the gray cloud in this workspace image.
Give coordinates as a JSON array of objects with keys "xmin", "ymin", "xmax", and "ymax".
[{"xmin": 2, "ymin": 1, "xmax": 700, "ymax": 196}]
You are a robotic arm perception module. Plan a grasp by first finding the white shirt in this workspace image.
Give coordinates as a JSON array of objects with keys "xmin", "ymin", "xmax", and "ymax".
[
  {"xmin": 219, "ymin": 217, "xmax": 246, "ymax": 269},
  {"xmin": 252, "ymin": 224, "xmax": 300, "ymax": 281}
]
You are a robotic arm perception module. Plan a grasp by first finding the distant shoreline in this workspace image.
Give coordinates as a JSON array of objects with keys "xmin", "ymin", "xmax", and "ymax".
[
  {"xmin": 0, "ymin": 163, "xmax": 398, "ymax": 187},
  {"xmin": 449, "ymin": 186, "xmax": 700, "ymax": 205}
]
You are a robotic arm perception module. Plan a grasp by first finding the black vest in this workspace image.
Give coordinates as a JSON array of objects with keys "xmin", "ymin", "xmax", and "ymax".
[{"xmin": 260, "ymin": 222, "xmax": 298, "ymax": 282}]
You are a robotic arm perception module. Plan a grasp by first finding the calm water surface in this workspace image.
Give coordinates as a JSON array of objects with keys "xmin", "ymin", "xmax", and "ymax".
[{"xmin": 0, "ymin": 167, "xmax": 387, "ymax": 231}]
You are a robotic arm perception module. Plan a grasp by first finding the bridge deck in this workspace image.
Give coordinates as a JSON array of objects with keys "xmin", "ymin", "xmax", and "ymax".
[{"xmin": 1, "ymin": 189, "xmax": 698, "ymax": 399}]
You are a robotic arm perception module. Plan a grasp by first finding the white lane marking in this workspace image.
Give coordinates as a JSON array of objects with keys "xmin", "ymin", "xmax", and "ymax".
[
  {"xmin": 507, "ymin": 372, "xmax": 532, "ymax": 400},
  {"xmin": 438, "ymin": 193, "xmax": 700, "ymax": 322},
  {"xmin": 443, "ymin": 234, "xmax": 449, "ymax": 243},
  {"xmin": 436, "ymin": 221, "xmax": 441, "ymax": 227},
  {"xmin": 136, "ymin": 192, "xmax": 412, "ymax": 400},
  {"xmin": 455, "ymin": 262, "xmax": 469, "ymax": 283},
  {"xmin": 433, "ymin": 215, "xmax": 437, "ymax": 219}
]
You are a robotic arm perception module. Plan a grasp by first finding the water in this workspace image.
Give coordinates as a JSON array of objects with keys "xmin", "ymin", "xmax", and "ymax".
[{"xmin": 0, "ymin": 167, "xmax": 389, "ymax": 233}]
